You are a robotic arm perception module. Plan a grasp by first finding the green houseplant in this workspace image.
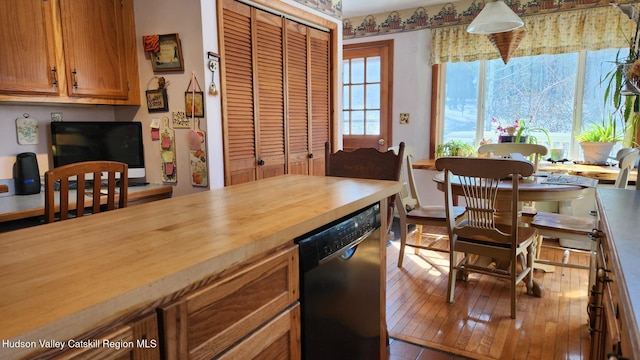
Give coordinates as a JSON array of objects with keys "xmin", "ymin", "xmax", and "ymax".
[
  {"xmin": 435, "ymin": 140, "xmax": 475, "ymax": 158},
  {"xmin": 575, "ymin": 116, "xmax": 622, "ymax": 163},
  {"xmin": 600, "ymin": 5, "xmax": 640, "ymax": 147}
]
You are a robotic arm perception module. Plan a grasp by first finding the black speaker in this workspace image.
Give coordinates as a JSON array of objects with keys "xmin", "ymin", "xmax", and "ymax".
[{"xmin": 13, "ymin": 152, "xmax": 41, "ymax": 195}]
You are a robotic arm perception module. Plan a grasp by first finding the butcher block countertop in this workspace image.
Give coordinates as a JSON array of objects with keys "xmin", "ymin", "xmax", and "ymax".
[{"xmin": 0, "ymin": 175, "xmax": 401, "ymax": 357}]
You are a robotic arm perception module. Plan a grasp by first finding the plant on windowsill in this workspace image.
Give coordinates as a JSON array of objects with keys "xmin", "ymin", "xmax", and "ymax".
[
  {"xmin": 575, "ymin": 115, "xmax": 622, "ymax": 164},
  {"xmin": 601, "ymin": 4, "xmax": 640, "ymax": 147},
  {"xmin": 435, "ymin": 139, "xmax": 475, "ymax": 158},
  {"xmin": 492, "ymin": 118, "xmax": 551, "ymax": 146}
]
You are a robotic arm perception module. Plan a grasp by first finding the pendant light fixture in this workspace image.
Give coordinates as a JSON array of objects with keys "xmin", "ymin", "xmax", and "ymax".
[{"xmin": 467, "ymin": 0, "xmax": 524, "ymax": 34}]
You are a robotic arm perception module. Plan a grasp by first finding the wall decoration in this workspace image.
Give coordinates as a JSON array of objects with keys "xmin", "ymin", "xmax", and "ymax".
[
  {"xmin": 185, "ymin": 74, "xmax": 204, "ymax": 117},
  {"xmin": 160, "ymin": 116, "xmax": 177, "ymax": 183},
  {"xmin": 16, "ymin": 113, "xmax": 39, "ymax": 145},
  {"xmin": 171, "ymin": 111, "xmax": 190, "ymax": 129},
  {"xmin": 149, "ymin": 33, "xmax": 184, "ymax": 72},
  {"xmin": 342, "ymin": 0, "xmax": 617, "ymax": 40},
  {"xmin": 145, "ymin": 76, "xmax": 170, "ymax": 113},
  {"xmin": 207, "ymin": 52, "xmax": 220, "ymax": 96},
  {"xmin": 146, "ymin": 89, "xmax": 168, "ymax": 112},
  {"xmin": 189, "ymin": 118, "xmax": 208, "ymax": 187}
]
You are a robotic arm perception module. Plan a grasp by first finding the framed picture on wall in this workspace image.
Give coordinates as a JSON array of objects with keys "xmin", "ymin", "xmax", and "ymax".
[
  {"xmin": 146, "ymin": 89, "xmax": 168, "ymax": 112},
  {"xmin": 185, "ymin": 91, "xmax": 204, "ymax": 117},
  {"xmin": 150, "ymin": 34, "xmax": 184, "ymax": 72}
]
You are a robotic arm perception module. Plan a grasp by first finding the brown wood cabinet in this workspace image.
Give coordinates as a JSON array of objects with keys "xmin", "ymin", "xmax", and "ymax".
[
  {"xmin": 34, "ymin": 313, "xmax": 160, "ymax": 360},
  {"xmin": 589, "ymin": 195, "xmax": 637, "ymax": 360},
  {"xmin": 219, "ymin": 0, "xmax": 330, "ymax": 185},
  {"xmin": 160, "ymin": 246, "xmax": 300, "ymax": 359},
  {"xmin": 0, "ymin": 0, "xmax": 139, "ymax": 105}
]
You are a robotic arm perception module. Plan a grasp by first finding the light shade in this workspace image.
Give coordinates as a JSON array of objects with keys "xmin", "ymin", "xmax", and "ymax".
[{"xmin": 467, "ymin": 1, "xmax": 524, "ymax": 34}]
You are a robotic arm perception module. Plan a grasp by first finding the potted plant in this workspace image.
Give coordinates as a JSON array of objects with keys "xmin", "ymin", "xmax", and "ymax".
[
  {"xmin": 435, "ymin": 139, "xmax": 475, "ymax": 158},
  {"xmin": 575, "ymin": 116, "xmax": 622, "ymax": 164},
  {"xmin": 601, "ymin": 4, "xmax": 640, "ymax": 147}
]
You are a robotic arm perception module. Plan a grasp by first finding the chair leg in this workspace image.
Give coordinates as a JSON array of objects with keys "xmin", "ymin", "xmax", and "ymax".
[
  {"xmin": 398, "ymin": 216, "xmax": 407, "ymax": 268},
  {"xmin": 414, "ymin": 224, "xmax": 423, "ymax": 255},
  {"xmin": 510, "ymin": 254, "xmax": 517, "ymax": 319},
  {"xmin": 447, "ymin": 249, "xmax": 457, "ymax": 304}
]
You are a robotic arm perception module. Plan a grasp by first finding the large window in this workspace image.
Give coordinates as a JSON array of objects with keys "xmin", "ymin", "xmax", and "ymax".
[{"xmin": 441, "ymin": 48, "xmax": 627, "ymax": 160}]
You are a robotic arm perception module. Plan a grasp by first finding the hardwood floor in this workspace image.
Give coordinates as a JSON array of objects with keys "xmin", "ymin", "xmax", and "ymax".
[{"xmin": 386, "ymin": 227, "xmax": 592, "ymax": 360}]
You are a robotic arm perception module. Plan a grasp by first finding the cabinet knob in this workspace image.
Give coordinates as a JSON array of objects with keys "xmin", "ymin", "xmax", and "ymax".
[
  {"xmin": 308, "ymin": 153, "xmax": 314, "ymax": 159},
  {"xmin": 258, "ymin": 159, "xmax": 265, "ymax": 166}
]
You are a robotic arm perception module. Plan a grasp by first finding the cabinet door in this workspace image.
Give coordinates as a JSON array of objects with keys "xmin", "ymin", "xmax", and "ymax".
[
  {"xmin": 0, "ymin": 0, "xmax": 60, "ymax": 95},
  {"xmin": 48, "ymin": 313, "xmax": 160, "ymax": 360},
  {"xmin": 58, "ymin": 0, "xmax": 129, "ymax": 99},
  {"xmin": 160, "ymin": 247, "xmax": 299, "ymax": 360},
  {"xmin": 218, "ymin": 303, "xmax": 301, "ymax": 360}
]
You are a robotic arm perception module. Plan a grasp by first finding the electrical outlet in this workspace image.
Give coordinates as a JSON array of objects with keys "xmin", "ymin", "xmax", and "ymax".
[
  {"xmin": 399, "ymin": 113, "xmax": 410, "ymax": 124},
  {"xmin": 51, "ymin": 112, "xmax": 63, "ymax": 122}
]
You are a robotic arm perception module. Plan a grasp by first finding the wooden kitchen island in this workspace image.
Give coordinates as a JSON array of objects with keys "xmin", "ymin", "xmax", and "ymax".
[{"xmin": 0, "ymin": 175, "xmax": 401, "ymax": 359}]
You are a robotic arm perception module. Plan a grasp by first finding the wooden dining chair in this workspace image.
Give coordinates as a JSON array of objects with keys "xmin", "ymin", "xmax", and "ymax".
[
  {"xmin": 436, "ymin": 157, "xmax": 538, "ymax": 319},
  {"xmin": 613, "ymin": 147, "xmax": 638, "ymax": 189},
  {"xmin": 391, "ymin": 146, "xmax": 465, "ymax": 268},
  {"xmin": 45, "ymin": 161, "xmax": 128, "ymax": 223},
  {"xmin": 325, "ymin": 142, "xmax": 404, "ymax": 235},
  {"xmin": 477, "ymin": 143, "xmax": 548, "ymax": 171},
  {"xmin": 530, "ymin": 147, "xmax": 639, "ymax": 283}
]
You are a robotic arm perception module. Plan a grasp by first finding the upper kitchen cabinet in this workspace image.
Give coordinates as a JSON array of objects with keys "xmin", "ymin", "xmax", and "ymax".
[{"xmin": 0, "ymin": 0, "xmax": 140, "ymax": 105}]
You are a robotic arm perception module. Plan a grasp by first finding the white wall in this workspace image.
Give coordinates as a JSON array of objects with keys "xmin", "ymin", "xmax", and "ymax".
[
  {"xmin": 0, "ymin": 105, "xmax": 117, "ymax": 179},
  {"xmin": 344, "ymin": 29, "xmax": 444, "ymax": 205}
]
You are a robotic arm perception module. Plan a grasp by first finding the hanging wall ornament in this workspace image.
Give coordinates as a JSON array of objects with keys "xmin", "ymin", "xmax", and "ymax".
[
  {"xmin": 189, "ymin": 118, "xmax": 208, "ymax": 187},
  {"xmin": 160, "ymin": 116, "xmax": 177, "ymax": 183}
]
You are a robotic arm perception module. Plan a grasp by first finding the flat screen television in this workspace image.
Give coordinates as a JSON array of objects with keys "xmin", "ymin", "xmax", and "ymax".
[{"xmin": 50, "ymin": 121, "xmax": 146, "ymax": 181}]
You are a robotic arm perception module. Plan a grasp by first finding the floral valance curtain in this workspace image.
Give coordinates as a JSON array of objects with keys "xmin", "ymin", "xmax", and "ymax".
[{"xmin": 431, "ymin": 6, "xmax": 635, "ymax": 64}]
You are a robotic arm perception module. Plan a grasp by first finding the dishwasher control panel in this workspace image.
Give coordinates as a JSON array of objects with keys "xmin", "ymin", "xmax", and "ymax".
[{"xmin": 296, "ymin": 203, "xmax": 381, "ymax": 272}]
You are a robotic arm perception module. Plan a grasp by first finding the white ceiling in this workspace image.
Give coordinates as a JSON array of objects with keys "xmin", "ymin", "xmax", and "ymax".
[{"xmin": 342, "ymin": 0, "xmax": 460, "ymax": 18}]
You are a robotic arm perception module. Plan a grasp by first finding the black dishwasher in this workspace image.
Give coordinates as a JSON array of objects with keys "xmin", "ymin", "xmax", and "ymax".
[{"xmin": 295, "ymin": 203, "xmax": 382, "ymax": 360}]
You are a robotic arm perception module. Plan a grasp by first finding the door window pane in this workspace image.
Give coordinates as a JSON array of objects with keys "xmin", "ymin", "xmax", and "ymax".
[
  {"xmin": 366, "ymin": 56, "xmax": 380, "ymax": 82},
  {"xmin": 366, "ymin": 110, "xmax": 380, "ymax": 135},
  {"xmin": 351, "ymin": 58, "xmax": 364, "ymax": 83},
  {"xmin": 343, "ymin": 59, "xmax": 350, "ymax": 84},
  {"xmin": 366, "ymin": 84, "xmax": 380, "ymax": 108},
  {"xmin": 343, "ymin": 111, "xmax": 351, "ymax": 135},
  {"xmin": 352, "ymin": 110, "xmax": 364, "ymax": 134},
  {"xmin": 351, "ymin": 84, "xmax": 364, "ymax": 109}
]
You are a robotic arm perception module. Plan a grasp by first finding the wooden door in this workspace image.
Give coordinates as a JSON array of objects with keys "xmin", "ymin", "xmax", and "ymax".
[
  {"xmin": 285, "ymin": 21, "xmax": 331, "ymax": 176},
  {"xmin": 220, "ymin": 0, "xmax": 332, "ymax": 184},
  {"xmin": 343, "ymin": 41, "xmax": 393, "ymax": 152},
  {"xmin": 59, "ymin": 0, "xmax": 129, "ymax": 99},
  {"xmin": 285, "ymin": 20, "xmax": 310, "ymax": 176},
  {"xmin": 309, "ymin": 28, "xmax": 331, "ymax": 175},
  {"xmin": 221, "ymin": 0, "xmax": 256, "ymax": 185},
  {"xmin": 254, "ymin": 9, "xmax": 286, "ymax": 179},
  {"xmin": 0, "ymin": 0, "xmax": 60, "ymax": 96}
]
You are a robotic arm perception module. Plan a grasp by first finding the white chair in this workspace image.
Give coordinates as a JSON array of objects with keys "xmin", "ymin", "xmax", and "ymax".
[
  {"xmin": 477, "ymin": 143, "xmax": 548, "ymax": 171},
  {"xmin": 613, "ymin": 148, "xmax": 638, "ymax": 188},
  {"xmin": 390, "ymin": 146, "xmax": 465, "ymax": 267},
  {"xmin": 530, "ymin": 148, "xmax": 638, "ymax": 284}
]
